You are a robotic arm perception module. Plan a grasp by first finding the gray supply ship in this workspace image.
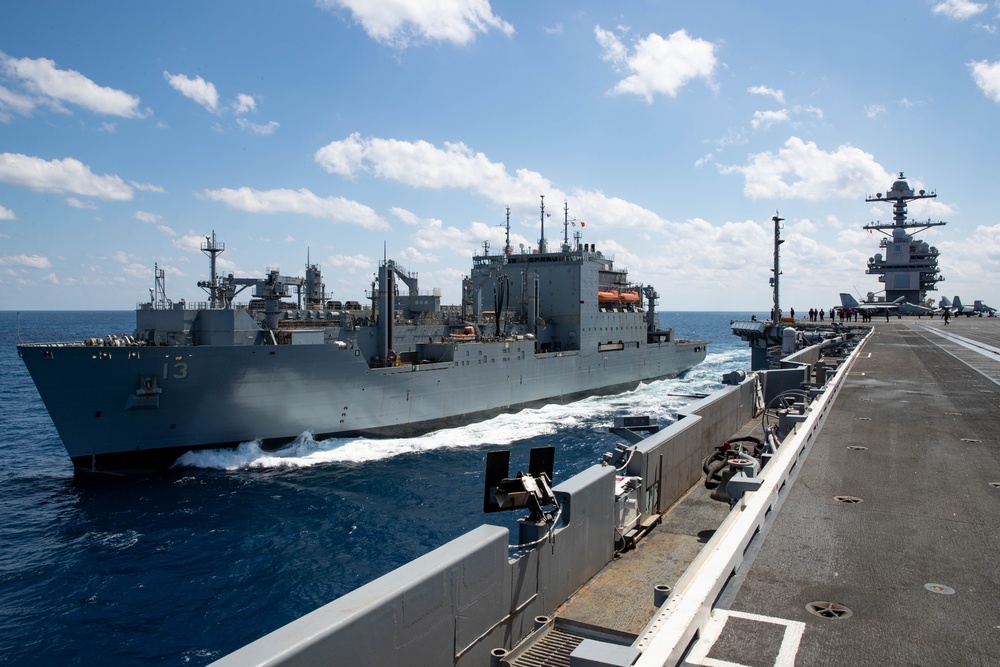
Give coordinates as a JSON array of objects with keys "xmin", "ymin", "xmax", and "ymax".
[{"xmin": 17, "ymin": 200, "xmax": 707, "ymax": 474}]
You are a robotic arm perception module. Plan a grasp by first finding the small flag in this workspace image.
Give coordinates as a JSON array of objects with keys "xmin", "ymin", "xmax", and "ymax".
[{"xmin": 580, "ymin": 221, "xmax": 586, "ymax": 227}]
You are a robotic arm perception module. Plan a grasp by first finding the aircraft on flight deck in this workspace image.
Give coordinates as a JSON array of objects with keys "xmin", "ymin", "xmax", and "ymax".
[
  {"xmin": 950, "ymin": 296, "xmax": 976, "ymax": 316},
  {"xmin": 973, "ymin": 300, "xmax": 997, "ymax": 317},
  {"xmin": 942, "ymin": 296, "xmax": 997, "ymax": 317},
  {"xmin": 838, "ymin": 292, "xmax": 934, "ymax": 317}
]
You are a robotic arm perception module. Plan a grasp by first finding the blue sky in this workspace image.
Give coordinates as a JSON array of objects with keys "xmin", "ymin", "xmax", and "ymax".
[{"xmin": 2, "ymin": 0, "xmax": 999, "ymax": 312}]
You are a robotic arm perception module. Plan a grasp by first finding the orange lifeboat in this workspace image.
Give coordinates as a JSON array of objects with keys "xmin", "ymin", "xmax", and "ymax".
[
  {"xmin": 598, "ymin": 291, "xmax": 620, "ymax": 303},
  {"xmin": 619, "ymin": 291, "xmax": 639, "ymax": 303},
  {"xmin": 449, "ymin": 325, "xmax": 477, "ymax": 340}
]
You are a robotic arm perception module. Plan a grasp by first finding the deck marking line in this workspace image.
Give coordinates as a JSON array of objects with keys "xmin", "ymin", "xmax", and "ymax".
[
  {"xmin": 917, "ymin": 325, "xmax": 1000, "ymax": 358},
  {"xmin": 913, "ymin": 326, "xmax": 1000, "ymax": 389},
  {"xmin": 683, "ymin": 609, "xmax": 805, "ymax": 667}
]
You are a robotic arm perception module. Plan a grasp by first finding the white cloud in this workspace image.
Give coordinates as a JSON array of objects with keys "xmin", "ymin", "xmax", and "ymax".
[
  {"xmin": 595, "ymin": 26, "xmax": 717, "ymax": 102},
  {"xmin": 315, "ymin": 134, "xmax": 688, "ymax": 236},
  {"xmin": 236, "ymin": 118, "xmax": 279, "ymax": 136},
  {"xmin": 0, "ymin": 204, "xmax": 15, "ymax": 220},
  {"xmin": 0, "ymin": 51, "xmax": 146, "ymax": 118},
  {"xmin": 121, "ymin": 262, "xmax": 149, "ymax": 279},
  {"xmin": 202, "ymin": 187, "xmax": 390, "ymax": 230},
  {"xmin": 0, "ymin": 83, "xmax": 36, "ymax": 120},
  {"xmin": 316, "ymin": 133, "xmax": 554, "ymax": 208},
  {"xmin": 320, "ymin": 0, "xmax": 514, "ymax": 48},
  {"xmin": 232, "ymin": 93, "xmax": 256, "ymax": 114},
  {"xmin": 173, "ymin": 232, "xmax": 210, "ymax": 254},
  {"xmin": 751, "ymin": 109, "xmax": 790, "ymax": 130},
  {"xmin": 130, "ymin": 181, "xmax": 166, "ymax": 193},
  {"xmin": 0, "ymin": 253, "xmax": 52, "ymax": 268},
  {"xmin": 969, "ymin": 60, "xmax": 1000, "ymax": 102},
  {"xmin": 327, "ymin": 253, "xmax": 375, "ymax": 273},
  {"xmin": 932, "ymin": 0, "xmax": 987, "ymax": 20},
  {"xmin": 163, "ymin": 71, "xmax": 220, "ymax": 112},
  {"xmin": 66, "ymin": 197, "xmax": 98, "ymax": 209},
  {"xmin": 720, "ymin": 136, "xmax": 893, "ymax": 200},
  {"xmin": 865, "ymin": 104, "xmax": 887, "ymax": 118},
  {"xmin": 0, "ymin": 153, "xmax": 133, "ymax": 200},
  {"xmin": 314, "ymin": 132, "xmax": 368, "ymax": 177},
  {"xmin": 797, "ymin": 105, "xmax": 823, "ymax": 120},
  {"xmin": 112, "ymin": 250, "xmax": 135, "ymax": 264},
  {"xmin": 135, "ymin": 210, "xmax": 162, "ymax": 224},
  {"xmin": 748, "ymin": 85, "xmax": 785, "ymax": 104}
]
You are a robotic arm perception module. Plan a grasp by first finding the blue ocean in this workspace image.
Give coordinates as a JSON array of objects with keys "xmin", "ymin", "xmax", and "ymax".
[{"xmin": 0, "ymin": 311, "xmax": 750, "ymax": 665}]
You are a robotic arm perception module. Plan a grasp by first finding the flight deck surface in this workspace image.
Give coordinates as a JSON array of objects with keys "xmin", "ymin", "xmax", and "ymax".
[{"xmin": 698, "ymin": 317, "xmax": 1000, "ymax": 666}]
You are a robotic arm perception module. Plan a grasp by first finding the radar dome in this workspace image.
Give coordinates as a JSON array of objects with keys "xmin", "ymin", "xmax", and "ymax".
[{"xmin": 889, "ymin": 177, "xmax": 914, "ymax": 197}]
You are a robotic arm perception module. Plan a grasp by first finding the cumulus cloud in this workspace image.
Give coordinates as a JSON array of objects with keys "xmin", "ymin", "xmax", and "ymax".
[
  {"xmin": 0, "ymin": 204, "xmax": 15, "ymax": 220},
  {"xmin": 0, "ymin": 51, "xmax": 146, "ymax": 118},
  {"xmin": 315, "ymin": 132, "xmax": 554, "ymax": 209},
  {"xmin": 932, "ymin": 0, "xmax": 987, "ymax": 20},
  {"xmin": 0, "ymin": 83, "xmax": 35, "ymax": 121},
  {"xmin": 163, "ymin": 71, "xmax": 220, "ymax": 112},
  {"xmin": 66, "ymin": 197, "xmax": 98, "ymax": 209},
  {"xmin": 751, "ymin": 109, "xmax": 790, "ymax": 130},
  {"xmin": 202, "ymin": 186, "xmax": 390, "ymax": 230},
  {"xmin": 969, "ymin": 60, "xmax": 1000, "ymax": 102},
  {"xmin": 0, "ymin": 153, "xmax": 133, "ymax": 200},
  {"xmin": 134, "ymin": 210, "xmax": 162, "ymax": 224},
  {"xmin": 232, "ymin": 93, "xmax": 256, "ymax": 114},
  {"xmin": 316, "ymin": 133, "xmax": 684, "ymax": 236},
  {"xmin": 326, "ymin": 253, "xmax": 375, "ymax": 273},
  {"xmin": 320, "ymin": 0, "xmax": 514, "ymax": 48},
  {"xmin": 748, "ymin": 85, "xmax": 785, "ymax": 104},
  {"xmin": 0, "ymin": 253, "xmax": 52, "ymax": 269},
  {"xmin": 594, "ymin": 26, "xmax": 717, "ymax": 102},
  {"xmin": 720, "ymin": 136, "xmax": 893, "ymax": 200}
]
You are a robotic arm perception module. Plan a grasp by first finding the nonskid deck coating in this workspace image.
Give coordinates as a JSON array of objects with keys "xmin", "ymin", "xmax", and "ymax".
[
  {"xmin": 710, "ymin": 317, "xmax": 1000, "ymax": 666},
  {"xmin": 548, "ymin": 317, "xmax": 1000, "ymax": 666}
]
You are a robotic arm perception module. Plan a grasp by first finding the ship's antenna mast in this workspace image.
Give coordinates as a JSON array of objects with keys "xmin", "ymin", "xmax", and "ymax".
[
  {"xmin": 153, "ymin": 262, "xmax": 168, "ymax": 309},
  {"xmin": 539, "ymin": 195, "xmax": 547, "ymax": 254},
  {"xmin": 504, "ymin": 206, "xmax": 512, "ymax": 255},
  {"xmin": 200, "ymin": 230, "xmax": 225, "ymax": 309},
  {"xmin": 770, "ymin": 212, "xmax": 784, "ymax": 323},
  {"xmin": 563, "ymin": 200, "xmax": 571, "ymax": 250}
]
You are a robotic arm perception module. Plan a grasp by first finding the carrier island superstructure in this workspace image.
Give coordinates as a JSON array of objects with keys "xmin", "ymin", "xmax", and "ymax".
[
  {"xmin": 863, "ymin": 172, "xmax": 946, "ymax": 305},
  {"xmin": 18, "ymin": 201, "xmax": 707, "ymax": 474}
]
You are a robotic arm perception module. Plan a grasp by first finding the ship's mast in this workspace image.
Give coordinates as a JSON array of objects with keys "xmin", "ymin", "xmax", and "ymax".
[
  {"xmin": 504, "ymin": 206, "xmax": 512, "ymax": 255},
  {"xmin": 199, "ymin": 230, "xmax": 225, "ymax": 309},
  {"xmin": 563, "ymin": 200, "xmax": 570, "ymax": 251},
  {"xmin": 153, "ymin": 263, "xmax": 168, "ymax": 309},
  {"xmin": 538, "ymin": 195, "xmax": 547, "ymax": 254},
  {"xmin": 770, "ymin": 213, "xmax": 784, "ymax": 323}
]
